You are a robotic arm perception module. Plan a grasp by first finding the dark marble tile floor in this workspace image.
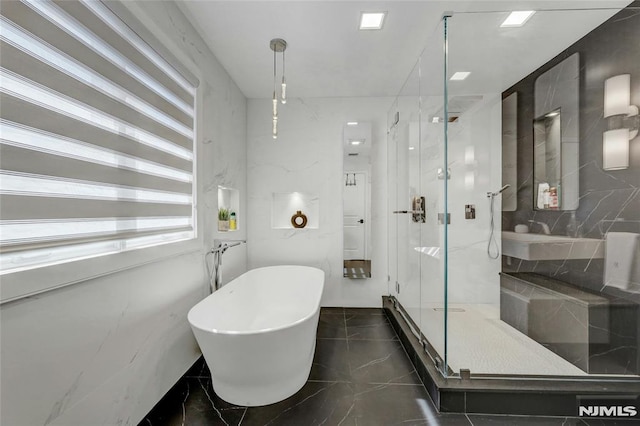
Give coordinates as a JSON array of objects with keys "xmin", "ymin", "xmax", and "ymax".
[{"xmin": 139, "ymin": 308, "xmax": 622, "ymax": 425}]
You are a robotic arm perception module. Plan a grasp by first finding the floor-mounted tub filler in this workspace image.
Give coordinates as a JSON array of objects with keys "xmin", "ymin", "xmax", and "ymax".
[{"xmin": 188, "ymin": 265, "xmax": 325, "ymax": 406}]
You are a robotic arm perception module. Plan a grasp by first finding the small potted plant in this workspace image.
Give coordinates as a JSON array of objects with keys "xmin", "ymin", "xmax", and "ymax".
[{"xmin": 218, "ymin": 207, "xmax": 230, "ymax": 231}]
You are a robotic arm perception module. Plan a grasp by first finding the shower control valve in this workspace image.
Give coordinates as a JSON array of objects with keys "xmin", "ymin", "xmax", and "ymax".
[{"xmin": 465, "ymin": 204, "xmax": 476, "ymax": 219}]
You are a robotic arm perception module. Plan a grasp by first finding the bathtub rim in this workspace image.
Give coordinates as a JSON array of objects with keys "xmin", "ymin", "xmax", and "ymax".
[{"xmin": 188, "ymin": 265, "xmax": 324, "ymax": 336}]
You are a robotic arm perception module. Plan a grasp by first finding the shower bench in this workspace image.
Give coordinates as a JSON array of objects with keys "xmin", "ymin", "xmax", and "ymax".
[{"xmin": 499, "ymin": 272, "xmax": 639, "ymax": 375}]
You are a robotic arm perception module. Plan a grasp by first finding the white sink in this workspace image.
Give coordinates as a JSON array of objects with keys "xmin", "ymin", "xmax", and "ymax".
[{"xmin": 502, "ymin": 231, "xmax": 604, "ymax": 261}]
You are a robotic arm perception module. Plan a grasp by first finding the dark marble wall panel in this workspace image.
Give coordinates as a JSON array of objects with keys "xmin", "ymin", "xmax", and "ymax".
[{"xmin": 501, "ymin": 3, "xmax": 640, "ymax": 375}]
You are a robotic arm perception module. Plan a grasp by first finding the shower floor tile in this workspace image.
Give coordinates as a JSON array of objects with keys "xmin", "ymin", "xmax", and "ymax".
[
  {"xmin": 418, "ymin": 303, "xmax": 587, "ymax": 375},
  {"xmin": 140, "ymin": 308, "xmax": 590, "ymax": 425}
]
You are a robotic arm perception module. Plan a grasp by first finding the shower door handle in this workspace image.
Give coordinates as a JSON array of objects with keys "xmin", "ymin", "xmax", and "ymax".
[
  {"xmin": 394, "ymin": 196, "xmax": 426, "ymax": 223},
  {"xmin": 393, "ymin": 210, "xmax": 426, "ymax": 223}
]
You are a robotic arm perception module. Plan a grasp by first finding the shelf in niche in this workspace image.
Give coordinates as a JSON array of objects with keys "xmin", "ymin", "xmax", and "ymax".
[
  {"xmin": 271, "ymin": 192, "xmax": 319, "ymax": 229},
  {"xmin": 218, "ymin": 186, "xmax": 239, "ymax": 232}
]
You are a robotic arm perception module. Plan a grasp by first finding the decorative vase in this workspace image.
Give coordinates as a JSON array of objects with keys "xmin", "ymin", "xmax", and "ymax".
[
  {"xmin": 291, "ymin": 210, "xmax": 308, "ymax": 228},
  {"xmin": 218, "ymin": 220, "xmax": 230, "ymax": 232}
]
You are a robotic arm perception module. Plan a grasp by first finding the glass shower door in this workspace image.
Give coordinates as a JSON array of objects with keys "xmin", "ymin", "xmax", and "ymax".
[
  {"xmin": 392, "ymin": 61, "xmax": 422, "ymax": 330},
  {"xmin": 417, "ymin": 20, "xmax": 448, "ymax": 375},
  {"xmin": 387, "ymin": 99, "xmax": 399, "ymax": 300},
  {"xmin": 387, "ymin": 19, "xmax": 449, "ymax": 376}
]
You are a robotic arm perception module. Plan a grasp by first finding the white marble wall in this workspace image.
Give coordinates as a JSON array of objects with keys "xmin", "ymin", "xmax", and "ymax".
[
  {"xmin": 247, "ymin": 97, "xmax": 392, "ymax": 307},
  {"xmin": 390, "ymin": 93, "xmax": 503, "ymax": 319},
  {"xmin": 445, "ymin": 94, "xmax": 503, "ymax": 305},
  {"xmin": 0, "ymin": 2, "xmax": 247, "ymax": 425}
]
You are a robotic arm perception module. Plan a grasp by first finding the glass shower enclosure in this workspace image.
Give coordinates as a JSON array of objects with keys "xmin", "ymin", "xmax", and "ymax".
[{"xmin": 388, "ymin": 5, "xmax": 640, "ymax": 382}]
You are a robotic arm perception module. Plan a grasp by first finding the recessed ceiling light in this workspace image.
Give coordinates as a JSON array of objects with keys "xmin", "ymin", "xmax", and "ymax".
[
  {"xmin": 347, "ymin": 121, "xmax": 359, "ymax": 126},
  {"xmin": 359, "ymin": 12, "xmax": 386, "ymax": 30},
  {"xmin": 409, "ymin": 146, "xmax": 415, "ymax": 151},
  {"xmin": 350, "ymin": 140, "xmax": 364, "ymax": 145},
  {"xmin": 450, "ymin": 72, "xmax": 471, "ymax": 81},
  {"xmin": 501, "ymin": 11, "xmax": 535, "ymax": 27}
]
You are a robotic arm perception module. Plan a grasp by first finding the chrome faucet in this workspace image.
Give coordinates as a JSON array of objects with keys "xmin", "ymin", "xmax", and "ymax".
[
  {"xmin": 212, "ymin": 239, "xmax": 246, "ymax": 255},
  {"xmin": 528, "ymin": 220, "xmax": 551, "ymax": 235},
  {"xmin": 208, "ymin": 239, "xmax": 246, "ymax": 292}
]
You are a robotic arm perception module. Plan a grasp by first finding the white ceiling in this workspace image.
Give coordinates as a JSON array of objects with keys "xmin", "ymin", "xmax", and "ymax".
[{"xmin": 178, "ymin": 1, "xmax": 632, "ymax": 100}]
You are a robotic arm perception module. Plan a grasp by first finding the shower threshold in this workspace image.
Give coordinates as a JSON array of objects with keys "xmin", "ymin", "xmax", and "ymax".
[{"xmin": 382, "ymin": 296, "xmax": 640, "ymax": 417}]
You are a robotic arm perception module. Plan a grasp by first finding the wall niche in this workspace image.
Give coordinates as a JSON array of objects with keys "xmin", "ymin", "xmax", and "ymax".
[
  {"xmin": 271, "ymin": 192, "xmax": 319, "ymax": 229},
  {"xmin": 218, "ymin": 186, "xmax": 239, "ymax": 232}
]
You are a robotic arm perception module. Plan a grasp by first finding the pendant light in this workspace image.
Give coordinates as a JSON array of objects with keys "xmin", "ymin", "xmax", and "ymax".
[{"xmin": 270, "ymin": 38, "xmax": 287, "ymax": 139}]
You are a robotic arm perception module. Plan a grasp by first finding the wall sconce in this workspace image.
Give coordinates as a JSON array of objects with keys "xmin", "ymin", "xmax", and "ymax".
[
  {"xmin": 603, "ymin": 74, "xmax": 639, "ymax": 170},
  {"xmin": 270, "ymin": 38, "xmax": 288, "ymax": 140}
]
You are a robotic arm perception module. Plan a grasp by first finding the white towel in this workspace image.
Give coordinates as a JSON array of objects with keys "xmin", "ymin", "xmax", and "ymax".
[{"xmin": 604, "ymin": 232, "xmax": 640, "ymax": 291}]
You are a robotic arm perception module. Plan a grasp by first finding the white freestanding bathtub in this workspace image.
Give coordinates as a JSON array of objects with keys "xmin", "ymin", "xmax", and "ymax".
[{"xmin": 187, "ymin": 265, "xmax": 325, "ymax": 406}]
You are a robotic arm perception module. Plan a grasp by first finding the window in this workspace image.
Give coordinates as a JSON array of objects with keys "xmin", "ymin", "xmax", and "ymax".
[{"xmin": 0, "ymin": 1, "xmax": 197, "ymax": 280}]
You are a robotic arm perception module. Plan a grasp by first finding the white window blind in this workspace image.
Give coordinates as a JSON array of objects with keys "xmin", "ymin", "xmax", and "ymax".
[{"xmin": 0, "ymin": 0, "xmax": 197, "ymax": 274}]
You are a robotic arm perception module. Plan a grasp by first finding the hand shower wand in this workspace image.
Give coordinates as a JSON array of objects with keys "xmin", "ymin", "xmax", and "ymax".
[{"xmin": 487, "ymin": 184, "xmax": 510, "ymax": 259}]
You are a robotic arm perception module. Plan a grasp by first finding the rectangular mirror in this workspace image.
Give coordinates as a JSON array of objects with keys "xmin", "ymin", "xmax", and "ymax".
[
  {"xmin": 343, "ymin": 122, "xmax": 372, "ymax": 278},
  {"xmin": 533, "ymin": 53, "xmax": 579, "ymax": 211}
]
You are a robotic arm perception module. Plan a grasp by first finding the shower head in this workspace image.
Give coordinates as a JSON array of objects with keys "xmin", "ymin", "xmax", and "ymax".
[
  {"xmin": 487, "ymin": 184, "xmax": 511, "ymax": 198},
  {"xmin": 497, "ymin": 184, "xmax": 510, "ymax": 194}
]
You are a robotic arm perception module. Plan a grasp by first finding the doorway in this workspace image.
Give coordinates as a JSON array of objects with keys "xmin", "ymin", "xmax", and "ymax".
[{"xmin": 343, "ymin": 171, "xmax": 371, "ymax": 278}]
